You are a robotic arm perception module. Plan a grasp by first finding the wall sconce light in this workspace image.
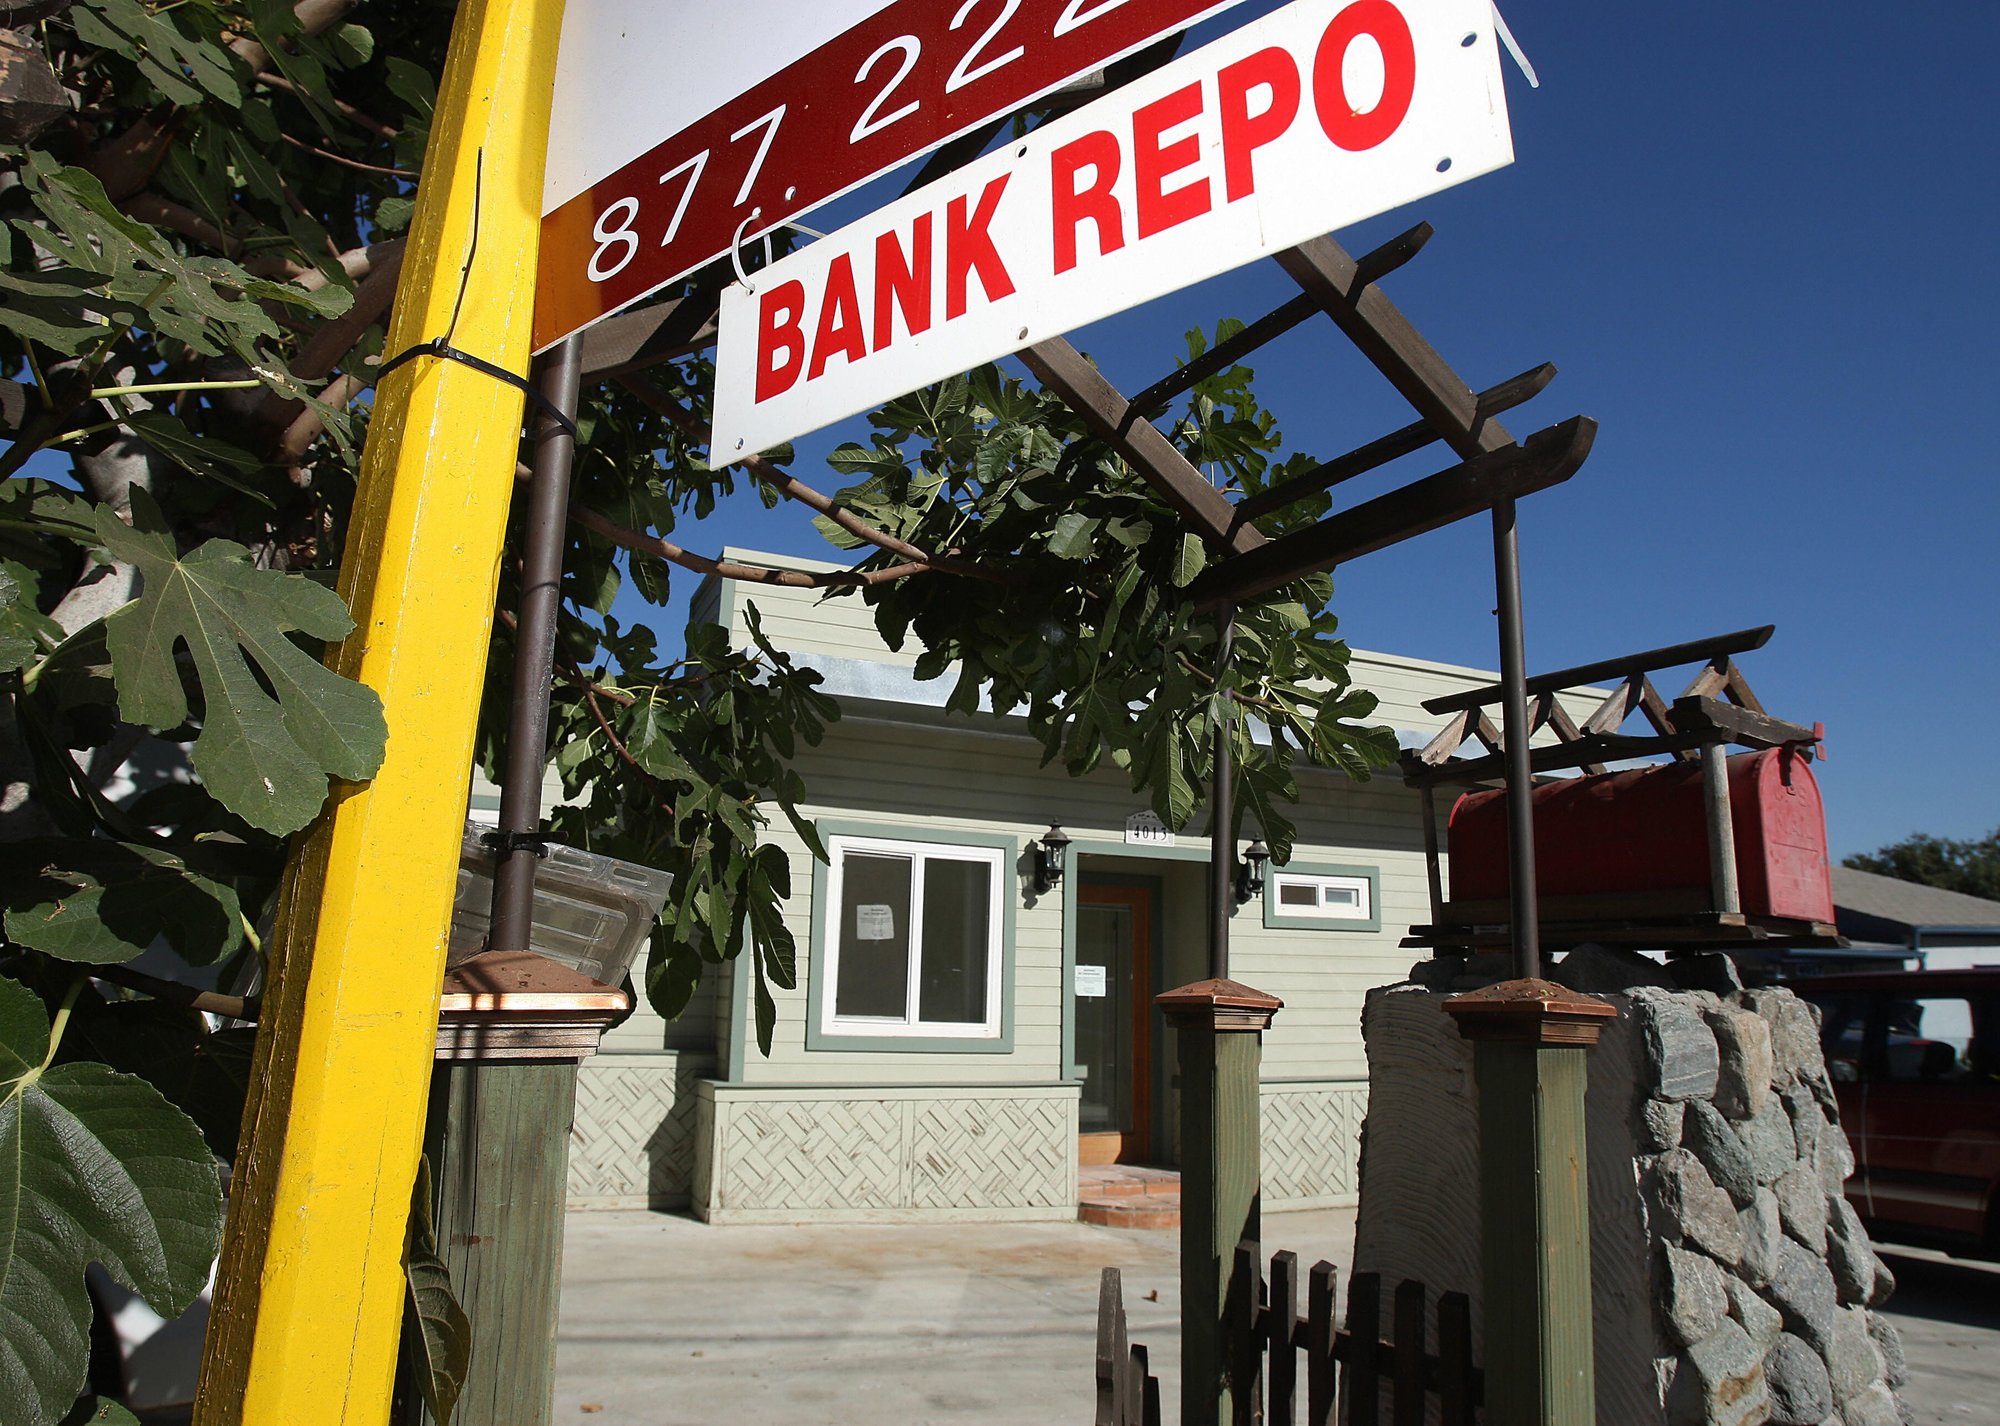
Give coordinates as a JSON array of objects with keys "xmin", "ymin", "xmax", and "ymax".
[
  {"xmin": 1034, "ymin": 823, "xmax": 1072, "ymax": 896},
  {"xmin": 1234, "ymin": 840, "xmax": 1270, "ymax": 905}
]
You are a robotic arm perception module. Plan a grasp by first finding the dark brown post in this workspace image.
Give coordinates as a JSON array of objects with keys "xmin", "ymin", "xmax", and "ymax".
[
  {"xmin": 1443, "ymin": 981, "xmax": 1616, "ymax": 1426},
  {"xmin": 490, "ymin": 336, "xmax": 583, "ymax": 950},
  {"xmin": 1489, "ymin": 498, "xmax": 1540, "ymax": 979},
  {"xmin": 403, "ymin": 951, "xmax": 627, "ymax": 1426},
  {"xmin": 1159, "ymin": 978, "xmax": 1281, "ymax": 1426}
]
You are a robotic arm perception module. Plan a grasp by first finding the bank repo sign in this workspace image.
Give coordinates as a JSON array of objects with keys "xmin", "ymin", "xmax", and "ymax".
[{"xmin": 712, "ymin": 0, "xmax": 1513, "ymax": 458}]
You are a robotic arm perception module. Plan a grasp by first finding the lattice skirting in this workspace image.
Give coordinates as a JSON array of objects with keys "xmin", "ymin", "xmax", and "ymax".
[
  {"xmin": 1261, "ymin": 1081, "xmax": 1368, "ymax": 1208},
  {"xmin": 567, "ymin": 1053, "xmax": 713, "ymax": 1210},
  {"xmin": 693, "ymin": 1084, "xmax": 1080, "ymax": 1223}
]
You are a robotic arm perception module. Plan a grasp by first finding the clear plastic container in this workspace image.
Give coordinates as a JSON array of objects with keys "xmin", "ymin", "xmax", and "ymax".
[{"xmin": 448, "ymin": 823, "xmax": 673, "ymax": 986}]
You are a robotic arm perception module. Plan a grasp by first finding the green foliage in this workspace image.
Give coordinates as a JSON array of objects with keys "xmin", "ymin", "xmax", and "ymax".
[
  {"xmin": 812, "ymin": 337, "xmax": 1398, "ymax": 865},
  {"xmin": 1844, "ymin": 827, "xmax": 2000, "ymax": 902},
  {"xmin": 97, "ymin": 489, "xmax": 386, "ymax": 834},
  {"xmin": 0, "ymin": 975, "xmax": 223, "ymax": 1426}
]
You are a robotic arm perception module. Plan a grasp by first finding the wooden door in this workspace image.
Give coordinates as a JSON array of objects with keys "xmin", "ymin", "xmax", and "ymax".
[{"xmin": 1075, "ymin": 879, "xmax": 1157, "ymax": 1166}]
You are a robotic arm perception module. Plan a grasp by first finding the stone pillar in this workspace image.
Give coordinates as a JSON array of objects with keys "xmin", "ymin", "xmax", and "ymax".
[
  {"xmin": 401, "ymin": 951, "xmax": 627, "ymax": 1426},
  {"xmin": 1445, "ymin": 978, "xmax": 1617, "ymax": 1426},
  {"xmin": 1158, "ymin": 978, "xmax": 1281, "ymax": 1426}
]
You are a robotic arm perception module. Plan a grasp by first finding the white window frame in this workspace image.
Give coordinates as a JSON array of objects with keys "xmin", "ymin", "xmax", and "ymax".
[
  {"xmin": 819, "ymin": 833, "xmax": 1007, "ymax": 1041},
  {"xmin": 1268, "ymin": 870, "xmax": 1374, "ymax": 924}
]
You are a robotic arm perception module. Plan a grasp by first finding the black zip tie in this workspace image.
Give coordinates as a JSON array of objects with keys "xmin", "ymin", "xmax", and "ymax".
[
  {"xmin": 376, "ymin": 336, "xmax": 579, "ymax": 440},
  {"xmin": 480, "ymin": 828, "xmax": 553, "ymax": 859}
]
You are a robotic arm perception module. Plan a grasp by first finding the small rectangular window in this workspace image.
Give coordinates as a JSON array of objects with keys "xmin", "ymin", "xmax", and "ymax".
[
  {"xmin": 821, "ymin": 834, "xmax": 1004, "ymax": 1040},
  {"xmin": 1267, "ymin": 870, "xmax": 1374, "ymax": 926}
]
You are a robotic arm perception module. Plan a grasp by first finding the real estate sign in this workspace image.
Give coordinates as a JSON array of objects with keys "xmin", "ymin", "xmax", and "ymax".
[
  {"xmin": 534, "ymin": 0, "xmax": 1254, "ymax": 351},
  {"xmin": 710, "ymin": 0, "xmax": 1513, "ymax": 459}
]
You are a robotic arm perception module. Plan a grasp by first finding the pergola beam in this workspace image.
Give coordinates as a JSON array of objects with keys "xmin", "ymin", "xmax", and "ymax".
[
  {"xmin": 1019, "ymin": 336, "xmax": 1265, "ymax": 556},
  {"xmin": 1275, "ymin": 236, "xmax": 1516, "ymax": 460},
  {"xmin": 1191, "ymin": 417, "xmax": 1595, "ymax": 606}
]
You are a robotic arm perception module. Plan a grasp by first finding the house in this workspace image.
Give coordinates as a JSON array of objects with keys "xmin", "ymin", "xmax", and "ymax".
[
  {"xmin": 524, "ymin": 549, "xmax": 1605, "ymax": 1222},
  {"xmin": 1825, "ymin": 866, "xmax": 2000, "ymax": 972}
]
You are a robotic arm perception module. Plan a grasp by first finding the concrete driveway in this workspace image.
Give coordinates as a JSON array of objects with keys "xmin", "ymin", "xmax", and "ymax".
[
  {"xmin": 1874, "ymin": 1246, "xmax": 2000, "ymax": 1425},
  {"xmin": 552, "ymin": 1209, "xmax": 1998, "ymax": 1425},
  {"xmin": 553, "ymin": 1206, "xmax": 1357, "ymax": 1426}
]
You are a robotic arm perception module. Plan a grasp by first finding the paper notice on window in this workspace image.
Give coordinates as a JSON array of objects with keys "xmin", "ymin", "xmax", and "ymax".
[
  {"xmin": 854, "ymin": 904, "xmax": 895, "ymax": 941},
  {"xmin": 1074, "ymin": 964, "xmax": 1108, "ymax": 998}
]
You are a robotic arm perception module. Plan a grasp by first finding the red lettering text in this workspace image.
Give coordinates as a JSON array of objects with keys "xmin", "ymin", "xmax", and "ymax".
[
  {"xmin": 1132, "ymin": 81, "xmax": 1211, "ymax": 239},
  {"xmin": 1311, "ymin": 0, "xmax": 1416, "ymax": 152},
  {"xmin": 946, "ymin": 174, "xmax": 1016, "ymax": 320},
  {"xmin": 1050, "ymin": 130, "xmax": 1125, "ymax": 275},
  {"xmin": 872, "ymin": 213, "xmax": 934, "ymax": 351},
  {"xmin": 808, "ymin": 253, "xmax": 866, "ymax": 381},
  {"xmin": 755, "ymin": 279, "xmax": 808, "ymax": 402},
  {"xmin": 1217, "ymin": 47, "xmax": 1301, "ymax": 203}
]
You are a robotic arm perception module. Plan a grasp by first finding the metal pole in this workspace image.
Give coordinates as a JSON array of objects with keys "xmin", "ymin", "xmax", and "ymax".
[
  {"xmin": 1491, "ymin": 498, "xmax": 1540, "ymax": 980},
  {"xmin": 1209, "ymin": 603, "xmax": 1236, "ymax": 981},
  {"xmin": 490, "ymin": 336, "xmax": 583, "ymax": 951}
]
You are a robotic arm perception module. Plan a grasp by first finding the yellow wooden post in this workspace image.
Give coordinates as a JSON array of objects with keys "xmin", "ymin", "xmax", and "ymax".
[{"xmin": 195, "ymin": 1, "xmax": 564, "ymax": 1421}]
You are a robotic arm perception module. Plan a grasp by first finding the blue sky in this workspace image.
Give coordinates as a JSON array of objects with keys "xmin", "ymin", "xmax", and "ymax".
[{"xmin": 649, "ymin": 1, "xmax": 1999, "ymax": 860}]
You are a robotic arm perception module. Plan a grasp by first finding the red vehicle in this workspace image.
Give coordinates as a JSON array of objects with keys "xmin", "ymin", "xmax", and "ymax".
[{"xmin": 1797, "ymin": 969, "xmax": 2000, "ymax": 1256}]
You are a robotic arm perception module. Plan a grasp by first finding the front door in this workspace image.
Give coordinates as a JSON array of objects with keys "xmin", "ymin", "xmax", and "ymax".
[{"xmin": 1075, "ymin": 879, "xmax": 1157, "ymax": 1166}]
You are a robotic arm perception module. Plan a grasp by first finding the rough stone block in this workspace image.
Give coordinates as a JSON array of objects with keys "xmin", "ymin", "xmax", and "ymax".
[
  {"xmin": 1828, "ymin": 1306, "xmax": 1885, "ymax": 1405},
  {"xmin": 1869, "ymin": 1257, "xmax": 1896, "ymax": 1308},
  {"xmin": 1826, "ymin": 1195, "xmax": 1876, "ymax": 1304},
  {"xmin": 1554, "ymin": 942, "xmax": 1677, "ymax": 993},
  {"xmin": 1767, "ymin": 1332, "xmax": 1835, "ymax": 1425},
  {"xmin": 1776, "ymin": 1163, "xmax": 1830, "ymax": 1251},
  {"xmin": 1670, "ymin": 952, "xmax": 1746, "ymax": 995},
  {"xmin": 1739, "ymin": 1096, "xmax": 1799, "ymax": 1185},
  {"xmin": 1667, "ymin": 1317, "xmax": 1770, "ymax": 1426},
  {"xmin": 1818, "ymin": 1122, "xmax": 1857, "ymax": 1193},
  {"xmin": 1727, "ymin": 1274, "xmax": 1782, "ymax": 1351},
  {"xmin": 1649, "ymin": 1148, "xmax": 1747, "ymax": 1265},
  {"xmin": 1838, "ymin": 1383, "xmax": 1899, "ymax": 1426},
  {"xmin": 1707, "ymin": 1005, "xmax": 1776, "ymax": 1119},
  {"xmin": 1767, "ymin": 1239, "xmax": 1839, "ymax": 1356},
  {"xmin": 1643, "ymin": 997, "xmax": 1722, "ymax": 1102},
  {"xmin": 1685, "ymin": 1099, "xmax": 1758, "ymax": 1207},
  {"xmin": 1739, "ymin": 1188, "xmax": 1783, "ymax": 1289},
  {"xmin": 1643, "ymin": 1097, "xmax": 1688, "ymax": 1153},
  {"xmin": 1865, "ymin": 1312, "xmax": 1906, "ymax": 1389},
  {"xmin": 1783, "ymin": 1084, "xmax": 1825, "ymax": 1164},
  {"xmin": 1662, "ymin": 1244, "xmax": 1730, "ymax": 1348},
  {"xmin": 1742, "ymin": 986, "xmax": 1823, "ymax": 1086}
]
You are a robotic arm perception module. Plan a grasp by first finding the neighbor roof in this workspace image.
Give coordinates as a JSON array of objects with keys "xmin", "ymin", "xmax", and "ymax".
[{"xmin": 1831, "ymin": 866, "xmax": 2000, "ymax": 947}]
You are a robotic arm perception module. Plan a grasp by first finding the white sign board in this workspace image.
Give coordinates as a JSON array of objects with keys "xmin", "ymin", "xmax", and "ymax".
[
  {"xmin": 713, "ymin": 0, "xmax": 1512, "ymax": 456},
  {"xmin": 1125, "ymin": 811, "xmax": 1174, "ymax": 847},
  {"xmin": 1074, "ymin": 964, "xmax": 1108, "ymax": 998},
  {"xmin": 533, "ymin": 0, "xmax": 1255, "ymax": 351}
]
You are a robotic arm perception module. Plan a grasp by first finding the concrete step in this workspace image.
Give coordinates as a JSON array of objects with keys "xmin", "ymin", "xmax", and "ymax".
[
  {"xmin": 1078, "ymin": 1165, "xmax": 1181, "ymax": 1199},
  {"xmin": 1078, "ymin": 1191, "xmax": 1181, "ymax": 1231}
]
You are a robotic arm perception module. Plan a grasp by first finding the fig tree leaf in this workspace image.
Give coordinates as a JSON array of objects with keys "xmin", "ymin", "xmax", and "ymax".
[
  {"xmin": 0, "ymin": 570, "xmax": 37, "ymax": 673},
  {"xmin": 0, "ymin": 975, "xmax": 224, "ymax": 1426},
  {"xmin": 403, "ymin": 1157, "xmax": 470, "ymax": 1426},
  {"xmin": 95, "ymin": 488, "xmax": 386, "ymax": 834},
  {"xmin": 1, "ymin": 838, "xmax": 244, "ymax": 966}
]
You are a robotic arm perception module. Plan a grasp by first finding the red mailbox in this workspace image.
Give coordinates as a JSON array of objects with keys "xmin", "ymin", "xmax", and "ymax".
[{"xmin": 1447, "ymin": 748, "xmax": 1834, "ymax": 923}]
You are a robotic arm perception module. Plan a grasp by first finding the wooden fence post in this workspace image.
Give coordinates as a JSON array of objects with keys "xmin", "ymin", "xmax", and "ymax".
[
  {"xmin": 1158, "ymin": 979, "xmax": 1282, "ymax": 1426},
  {"xmin": 1443, "ymin": 981, "xmax": 1616, "ymax": 1426},
  {"xmin": 398, "ymin": 951, "xmax": 627, "ymax": 1426}
]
